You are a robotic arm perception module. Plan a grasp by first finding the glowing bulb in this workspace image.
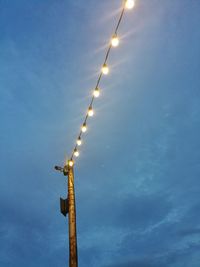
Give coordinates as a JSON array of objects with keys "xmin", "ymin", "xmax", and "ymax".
[
  {"xmin": 74, "ymin": 148, "xmax": 79, "ymax": 157},
  {"xmin": 111, "ymin": 34, "xmax": 119, "ymax": 47},
  {"xmin": 125, "ymin": 0, "xmax": 135, "ymax": 9},
  {"xmin": 81, "ymin": 123, "xmax": 87, "ymax": 133},
  {"xmin": 93, "ymin": 87, "xmax": 100, "ymax": 98},
  {"xmin": 68, "ymin": 160, "xmax": 74, "ymax": 167},
  {"xmin": 77, "ymin": 137, "xmax": 82, "ymax": 146},
  {"xmin": 88, "ymin": 106, "xmax": 94, "ymax": 117},
  {"xmin": 102, "ymin": 63, "xmax": 109, "ymax": 75}
]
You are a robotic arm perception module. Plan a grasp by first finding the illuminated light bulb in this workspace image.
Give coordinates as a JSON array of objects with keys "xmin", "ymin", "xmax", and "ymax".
[
  {"xmin": 74, "ymin": 148, "xmax": 79, "ymax": 157},
  {"xmin": 125, "ymin": 0, "xmax": 135, "ymax": 9},
  {"xmin": 68, "ymin": 160, "xmax": 74, "ymax": 167},
  {"xmin": 111, "ymin": 34, "xmax": 119, "ymax": 47},
  {"xmin": 77, "ymin": 137, "xmax": 82, "ymax": 146},
  {"xmin": 93, "ymin": 87, "xmax": 100, "ymax": 98},
  {"xmin": 88, "ymin": 106, "xmax": 94, "ymax": 117},
  {"xmin": 81, "ymin": 123, "xmax": 87, "ymax": 133},
  {"xmin": 102, "ymin": 63, "xmax": 109, "ymax": 75}
]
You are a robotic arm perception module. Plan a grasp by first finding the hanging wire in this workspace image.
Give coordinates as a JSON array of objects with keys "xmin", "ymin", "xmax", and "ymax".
[{"xmin": 69, "ymin": 0, "xmax": 133, "ymax": 162}]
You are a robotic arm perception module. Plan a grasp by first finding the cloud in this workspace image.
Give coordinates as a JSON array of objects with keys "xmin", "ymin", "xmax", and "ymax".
[
  {"xmin": 102, "ymin": 241, "xmax": 200, "ymax": 267},
  {"xmin": 103, "ymin": 259, "xmax": 166, "ymax": 267},
  {"xmin": 178, "ymin": 228, "xmax": 200, "ymax": 237},
  {"xmin": 78, "ymin": 191, "xmax": 172, "ymax": 233}
]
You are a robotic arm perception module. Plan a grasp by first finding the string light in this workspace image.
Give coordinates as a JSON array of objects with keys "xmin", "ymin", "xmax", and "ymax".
[
  {"xmin": 125, "ymin": 0, "xmax": 135, "ymax": 9},
  {"xmin": 93, "ymin": 87, "xmax": 100, "ymax": 98},
  {"xmin": 81, "ymin": 123, "xmax": 87, "ymax": 133},
  {"xmin": 88, "ymin": 106, "xmax": 94, "ymax": 117},
  {"xmin": 77, "ymin": 137, "xmax": 82, "ymax": 146},
  {"xmin": 111, "ymin": 34, "xmax": 119, "ymax": 47},
  {"xmin": 64, "ymin": 0, "xmax": 136, "ymax": 164},
  {"xmin": 68, "ymin": 160, "xmax": 74, "ymax": 167},
  {"xmin": 74, "ymin": 148, "xmax": 79, "ymax": 157},
  {"xmin": 102, "ymin": 63, "xmax": 109, "ymax": 75}
]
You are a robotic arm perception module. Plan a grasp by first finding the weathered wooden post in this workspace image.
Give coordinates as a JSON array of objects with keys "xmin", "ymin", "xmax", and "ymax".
[
  {"xmin": 56, "ymin": 162, "xmax": 78, "ymax": 267},
  {"xmin": 67, "ymin": 165, "xmax": 78, "ymax": 267}
]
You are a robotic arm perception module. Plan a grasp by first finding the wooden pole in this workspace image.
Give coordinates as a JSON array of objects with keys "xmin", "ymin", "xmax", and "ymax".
[{"xmin": 68, "ymin": 165, "xmax": 78, "ymax": 267}]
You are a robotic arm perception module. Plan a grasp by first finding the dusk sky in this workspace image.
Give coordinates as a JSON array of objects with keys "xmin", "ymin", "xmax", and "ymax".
[{"xmin": 1, "ymin": 0, "xmax": 200, "ymax": 266}]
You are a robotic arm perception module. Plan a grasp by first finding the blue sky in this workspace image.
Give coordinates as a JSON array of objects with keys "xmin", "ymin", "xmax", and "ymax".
[{"xmin": 0, "ymin": 0, "xmax": 200, "ymax": 266}]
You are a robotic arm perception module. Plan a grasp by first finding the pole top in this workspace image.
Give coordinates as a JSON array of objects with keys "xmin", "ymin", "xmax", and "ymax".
[
  {"xmin": 54, "ymin": 159, "xmax": 74, "ymax": 176},
  {"xmin": 68, "ymin": 159, "xmax": 74, "ymax": 168}
]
